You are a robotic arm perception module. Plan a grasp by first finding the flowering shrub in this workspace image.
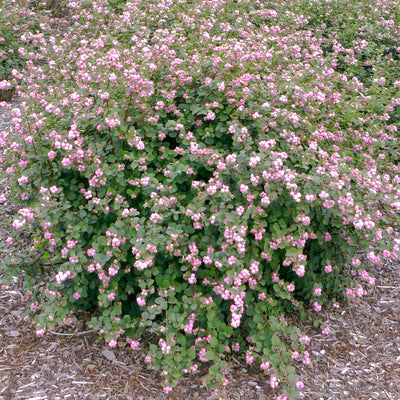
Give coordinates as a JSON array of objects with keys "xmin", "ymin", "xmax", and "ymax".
[
  {"xmin": 1, "ymin": 0, "xmax": 400, "ymax": 398},
  {"xmin": 0, "ymin": 0, "xmax": 44, "ymax": 84}
]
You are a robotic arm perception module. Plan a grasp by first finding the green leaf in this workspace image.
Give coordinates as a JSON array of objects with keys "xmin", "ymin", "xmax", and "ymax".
[
  {"xmin": 209, "ymin": 335, "xmax": 218, "ymax": 348},
  {"xmin": 271, "ymin": 334, "xmax": 281, "ymax": 348},
  {"xmin": 174, "ymin": 353, "xmax": 183, "ymax": 362},
  {"xmin": 205, "ymin": 351, "xmax": 215, "ymax": 361},
  {"xmin": 187, "ymin": 348, "xmax": 196, "ymax": 360},
  {"xmin": 156, "ymin": 297, "xmax": 168, "ymax": 309}
]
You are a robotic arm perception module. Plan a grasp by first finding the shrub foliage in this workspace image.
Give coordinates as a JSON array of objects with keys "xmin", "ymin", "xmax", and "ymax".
[{"xmin": 1, "ymin": 0, "xmax": 400, "ymax": 398}]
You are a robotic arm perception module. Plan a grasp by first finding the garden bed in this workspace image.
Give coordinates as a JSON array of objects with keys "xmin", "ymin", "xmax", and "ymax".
[
  {"xmin": 1, "ymin": 101, "xmax": 400, "ymax": 400},
  {"xmin": 1, "ymin": 0, "xmax": 400, "ymax": 398}
]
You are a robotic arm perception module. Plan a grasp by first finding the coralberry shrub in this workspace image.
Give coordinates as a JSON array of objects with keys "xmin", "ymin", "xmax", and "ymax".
[
  {"xmin": 1, "ymin": 0, "xmax": 400, "ymax": 398},
  {"xmin": 0, "ymin": 0, "xmax": 45, "ymax": 91}
]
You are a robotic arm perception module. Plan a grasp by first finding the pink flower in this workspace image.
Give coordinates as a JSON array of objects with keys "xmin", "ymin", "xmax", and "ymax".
[
  {"xmin": 163, "ymin": 386, "xmax": 172, "ymax": 394},
  {"xmin": 269, "ymin": 375, "xmax": 279, "ymax": 388},
  {"xmin": 321, "ymin": 325, "xmax": 330, "ymax": 335},
  {"xmin": 188, "ymin": 273, "xmax": 197, "ymax": 284},
  {"xmin": 227, "ymin": 256, "xmax": 236, "ymax": 265},
  {"xmin": 245, "ymin": 351, "xmax": 254, "ymax": 364},
  {"xmin": 145, "ymin": 355, "xmax": 152, "ymax": 364},
  {"xmin": 105, "ymin": 118, "xmax": 120, "ymax": 128},
  {"xmin": 286, "ymin": 284, "xmax": 295, "ymax": 292},
  {"xmin": 324, "ymin": 264, "xmax": 333, "ymax": 273},
  {"xmin": 313, "ymin": 301, "xmax": 322, "ymax": 312},
  {"xmin": 107, "ymin": 292, "xmax": 116, "ymax": 301},
  {"xmin": 205, "ymin": 111, "xmax": 215, "ymax": 120},
  {"xmin": 295, "ymin": 265, "xmax": 305, "ymax": 277},
  {"xmin": 239, "ymin": 184, "xmax": 249, "ymax": 193},
  {"xmin": 129, "ymin": 340, "xmax": 140, "ymax": 350},
  {"xmin": 313, "ymin": 287, "xmax": 322, "ymax": 296},
  {"xmin": 296, "ymin": 381, "xmax": 304, "ymax": 390},
  {"xmin": 137, "ymin": 296, "xmax": 146, "ymax": 306},
  {"xmin": 149, "ymin": 213, "xmax": 163, "ymax": 223},
  {"xmin": 249, "ymin": 156, "xmax": 260, "ymax": 167}
]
